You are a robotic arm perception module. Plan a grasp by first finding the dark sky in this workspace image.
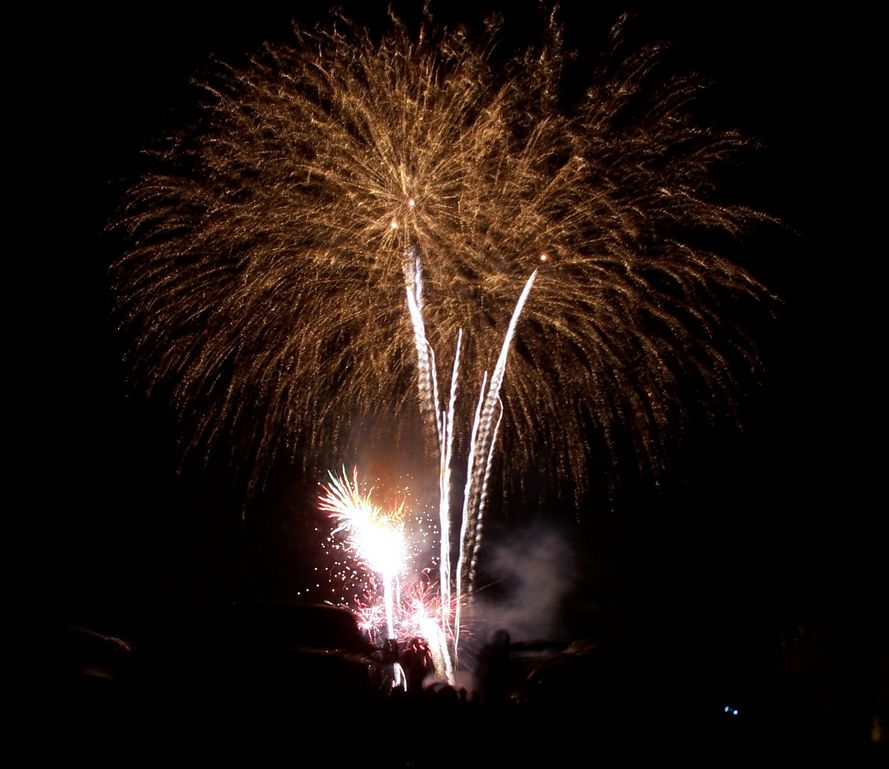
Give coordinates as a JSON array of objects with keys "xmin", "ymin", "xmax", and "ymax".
[{"xmin": 28, "ymin": 2, "xmax": 882, "ymax": 668}]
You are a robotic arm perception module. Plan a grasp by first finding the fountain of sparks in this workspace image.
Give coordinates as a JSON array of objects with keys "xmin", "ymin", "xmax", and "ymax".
[{"xmin": 319, "ymin": 469, "xmax": 407, "ymax": 640}]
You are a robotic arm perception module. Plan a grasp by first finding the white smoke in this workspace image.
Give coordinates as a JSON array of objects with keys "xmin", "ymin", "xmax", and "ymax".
[{"xmin": 472, "ymin": 521, "xmax": 577, "ymax": 642}]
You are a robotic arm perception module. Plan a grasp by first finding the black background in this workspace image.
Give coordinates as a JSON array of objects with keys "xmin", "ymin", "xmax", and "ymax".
[{"xmin": 23, "ymin": 1, "xmax": 882, "ymax": 697}]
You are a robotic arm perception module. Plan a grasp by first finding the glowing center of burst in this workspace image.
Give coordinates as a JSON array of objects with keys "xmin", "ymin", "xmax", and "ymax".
[
  {"xmin": 351, "ymin": 510, "xmax": 406, "ymax": 576},
  {"xmin": 320, "ymin": 469, "xmax": 407, "ymax": 578}
]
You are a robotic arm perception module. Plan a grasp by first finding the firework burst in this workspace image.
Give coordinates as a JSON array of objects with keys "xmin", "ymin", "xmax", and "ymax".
[
  {"xmin": 320, "ymin": 468, "xmax": 456, "ymax": 680},
  {"xmin": 112, "ymin": 8, "xmax": 771, "ymax": 499},
  {"xmin": 320, "ymin": 468, "xmax": 408, "ymax": 637}
]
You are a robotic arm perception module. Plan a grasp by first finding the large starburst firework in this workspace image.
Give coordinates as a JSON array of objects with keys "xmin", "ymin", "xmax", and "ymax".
[{"xmin": 112, "ymin": 8, "xmax": 771, "ymax": 498}]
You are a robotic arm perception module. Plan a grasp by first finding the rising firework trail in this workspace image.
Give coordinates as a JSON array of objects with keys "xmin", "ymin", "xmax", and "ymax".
[
  {"xmin": 403, "ymin": 245, "xmax": 440, "ymax": 444},
  {"xmin": 112, "ymin": 9, "xmax": 772, "ymax": 502},
  {"xmin": 401, "ymin": 256, "xmax": 537, "ymax": 673},
  {"xmin": 317, "ymin": 251, "xmax": 536, "ymax": 679},
  {"xmin": 454, "ymin": 268, "xmax": 537, "ymax": 663},
  {"xmin": 437, "ymin": 329, "xmax": 461, "ymax": 644}
]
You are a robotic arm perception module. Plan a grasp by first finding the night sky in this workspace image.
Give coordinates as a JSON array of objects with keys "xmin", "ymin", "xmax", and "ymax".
[{"xmin": 30, "ymin": 1, "xmax": 882, "ymax": 694}]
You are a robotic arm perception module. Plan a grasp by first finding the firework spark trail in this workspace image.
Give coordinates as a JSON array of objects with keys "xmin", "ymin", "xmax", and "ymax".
[
  {"xmin": 445, "ymin": 270, "xmax": 536, "ymax": 664},
  {"xmin": 404, "ymin": 252, "xmax": 461, "ymax": 678},
  {"xmin": 113, "ymin": 11, "xmax": 772, "ymax": 503},
  {"xmin": 403, "ymin": 245, "xmax": 440, "ymax": 443},
  {"xmin": 384, "ymin": 574, "xmax": 398, "ymax": 640},
  {"xmin": 461, "ymin": 269, "xmax": 537, "ymax": 591},
  {"xmin": 402, "ymin": 260, "xmax": 533, "ymax": 672},
  {"xmin": 455, "ymin": 370, "xmax": 488, "ymax": 660},
  {"xmin": 468, "ymin": 399, "xmax": 504, "ymax": 591},
  {"xmin": 438, "ymin": 330, "xmax": 462, "ymax": 645}
]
